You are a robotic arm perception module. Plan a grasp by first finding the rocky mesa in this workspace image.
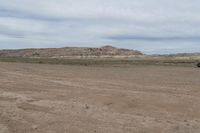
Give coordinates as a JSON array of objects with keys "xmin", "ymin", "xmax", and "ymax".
[{"xmin": 0, "ymin": 45, "xmax": 143, "ymax": 58}]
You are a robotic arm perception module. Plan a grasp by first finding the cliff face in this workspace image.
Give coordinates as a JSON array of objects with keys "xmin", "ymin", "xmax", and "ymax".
[{"xmin": 0, "ymin": 45, "xmax": 143, "ymax": 58}]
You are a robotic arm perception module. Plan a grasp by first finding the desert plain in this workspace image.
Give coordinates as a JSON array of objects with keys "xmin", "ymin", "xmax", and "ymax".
[{"xmin": 0, "ymin": 62, "xmax": 200, "ymax": 133}]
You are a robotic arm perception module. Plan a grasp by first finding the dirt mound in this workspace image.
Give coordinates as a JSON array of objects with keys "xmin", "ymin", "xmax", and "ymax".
[{"xmin": 0, "ymin": 45, "xmax": 143, "ymax": 58}]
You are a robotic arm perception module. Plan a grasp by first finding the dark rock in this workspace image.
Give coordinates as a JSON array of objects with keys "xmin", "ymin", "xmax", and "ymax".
[{"xmin": 197, "ymin": 62, "xmax": 200, "ymax": 67}]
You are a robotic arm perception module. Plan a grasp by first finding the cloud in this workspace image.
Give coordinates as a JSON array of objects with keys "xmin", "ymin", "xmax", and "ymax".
[
  {"xmin": 0, "ymin": 0, "xmax": 200, "ymax": 54},
  {"xmin": 106, "ymin": 35, "xmax": 200, "ymax": 42}
]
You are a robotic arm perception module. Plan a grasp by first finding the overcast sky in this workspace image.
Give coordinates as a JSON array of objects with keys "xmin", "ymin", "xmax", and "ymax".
[{"xmin": 0, "ymin": 0, "xmax": 200, "ymax": 54}]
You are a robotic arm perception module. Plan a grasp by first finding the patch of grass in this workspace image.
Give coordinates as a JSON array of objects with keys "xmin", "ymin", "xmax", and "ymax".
[{"xmin": 0, "ymin": 57, "xmax": 198, "ymax": 67}]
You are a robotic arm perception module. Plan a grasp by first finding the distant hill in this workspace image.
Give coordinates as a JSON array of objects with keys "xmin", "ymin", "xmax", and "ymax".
[
  {"xmin": 0, "ymin": 45, "xmax": 143, "ymax": 58},
  {"xmin": 161, "ymin": 53, "xmax": 200, "ymax": 57}
]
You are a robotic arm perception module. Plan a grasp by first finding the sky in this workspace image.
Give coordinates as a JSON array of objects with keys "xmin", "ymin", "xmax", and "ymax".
[{"xmin": 0, "ymin": 0, "xmax": 200, "ymax": 54}]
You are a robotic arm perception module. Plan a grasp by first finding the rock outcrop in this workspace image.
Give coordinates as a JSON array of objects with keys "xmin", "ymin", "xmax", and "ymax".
[{"xmin": 0, "ymin": 45, "xmax": 143, "ymax": 58}]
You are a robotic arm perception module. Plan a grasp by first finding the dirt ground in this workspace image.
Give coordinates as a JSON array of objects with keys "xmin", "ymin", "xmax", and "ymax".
[{"xmin": 0, "ymin": 62, "xmax": 200, "ymax": 133}]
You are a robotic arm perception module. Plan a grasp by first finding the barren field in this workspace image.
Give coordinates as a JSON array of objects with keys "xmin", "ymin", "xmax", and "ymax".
[{"xmin": 0, "ymin": 62, "xmax": 200, "ymax": 133}]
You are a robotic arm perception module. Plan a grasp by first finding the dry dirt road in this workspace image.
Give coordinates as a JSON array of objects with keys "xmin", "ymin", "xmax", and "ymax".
[{"xmin": 0, "ymin": 62, "xmax": 200, "ymax": 133}]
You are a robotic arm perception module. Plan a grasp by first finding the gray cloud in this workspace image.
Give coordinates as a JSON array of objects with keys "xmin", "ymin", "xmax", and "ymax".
[
  {"xmin": 107, "ymin": 35, "xmax": 200, "ymax": 42},
  {"xmin": 0, "ymin": 0, "xmax": 200, "ymax": 54}
]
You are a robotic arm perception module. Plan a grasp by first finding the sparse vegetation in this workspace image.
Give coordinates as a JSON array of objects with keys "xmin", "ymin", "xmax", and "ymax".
[{"xmin": 0, "ymin": 56, "xmax": 198, "ymax": 67}]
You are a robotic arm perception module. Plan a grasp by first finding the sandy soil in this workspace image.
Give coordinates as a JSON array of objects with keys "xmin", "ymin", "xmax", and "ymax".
[{"xmin": 0, "ymin": 62, "xmax": 200, "ymax": 133}]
